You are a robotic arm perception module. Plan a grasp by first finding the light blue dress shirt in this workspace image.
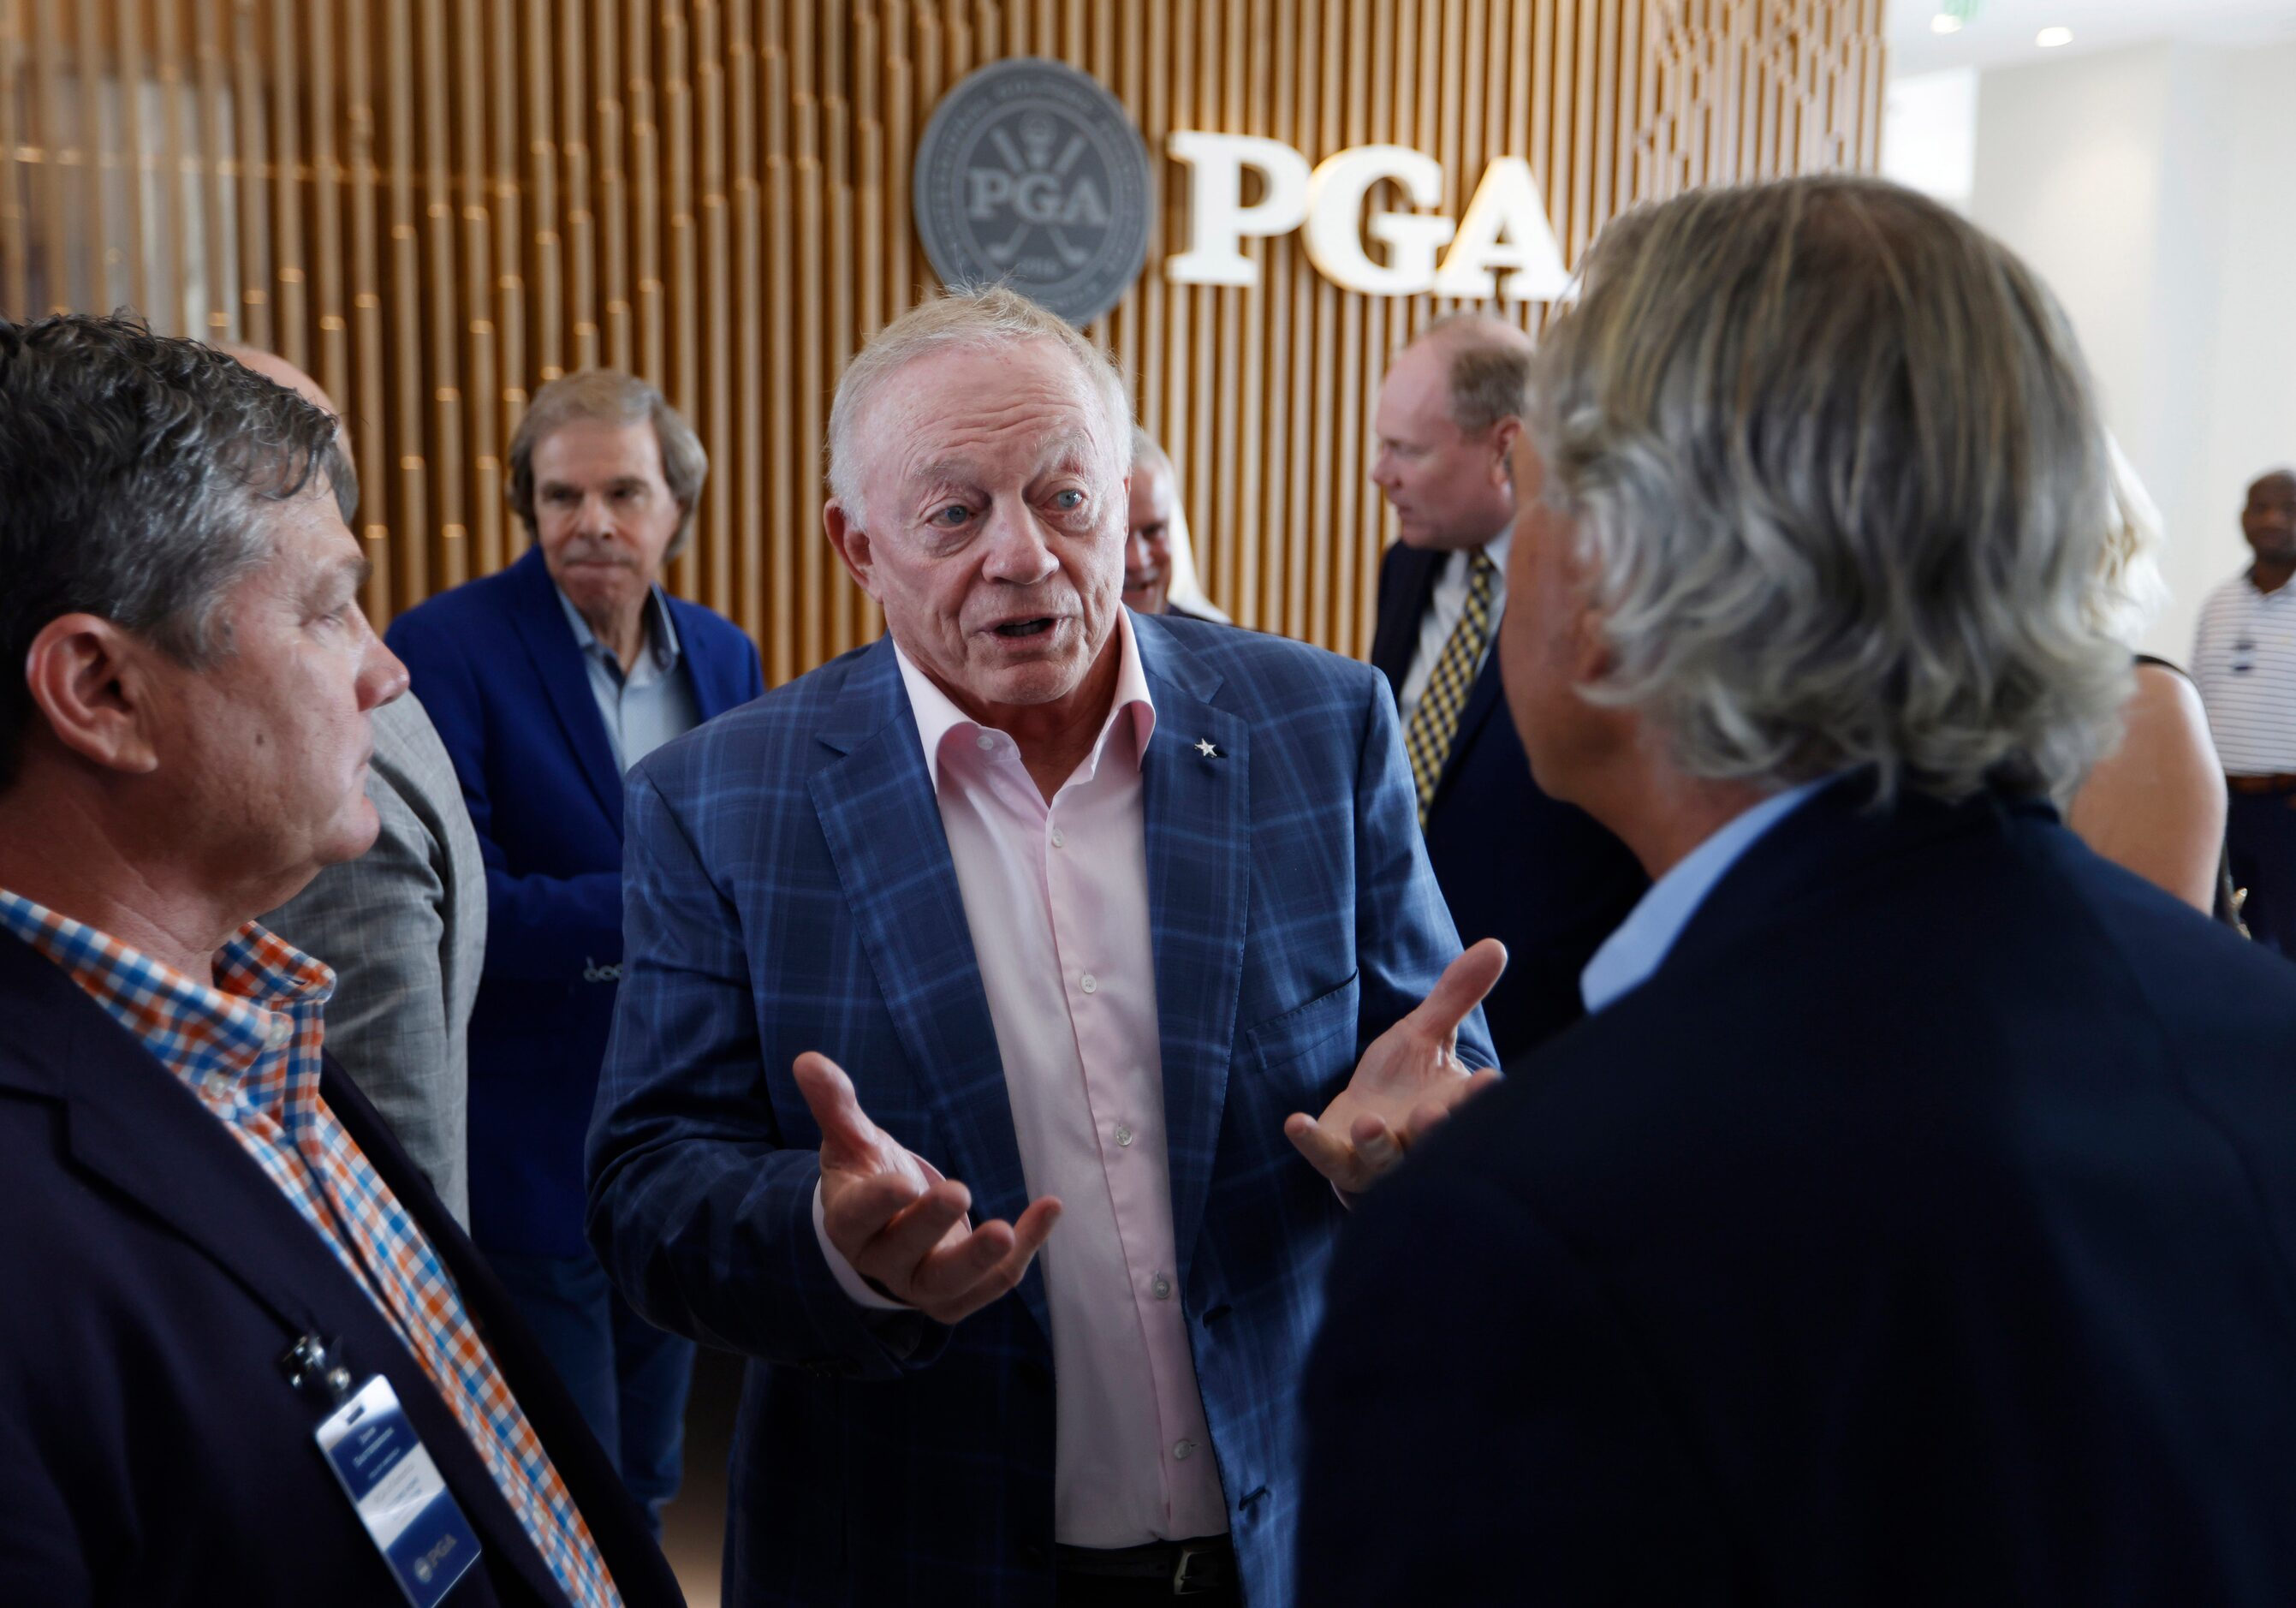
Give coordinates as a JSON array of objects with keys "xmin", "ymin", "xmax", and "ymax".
[
  {"xmin": 553, "ymin": 581, "xmax": 702, "ymax": 774},
  {"xmin": 1579, "ymin": 777, "xmax": 1833, "ymax": 1014}
]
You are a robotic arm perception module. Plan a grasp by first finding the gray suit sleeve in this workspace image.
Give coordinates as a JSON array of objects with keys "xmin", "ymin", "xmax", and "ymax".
[{"xmin": 264, "ymin": 700, "xmax": 473, "ymax": 1224}]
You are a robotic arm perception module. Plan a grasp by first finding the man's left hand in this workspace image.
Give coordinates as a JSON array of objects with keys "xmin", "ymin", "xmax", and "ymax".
[{"xmin": 1284, "ymin": 938, "xmax": 1508, "ymax": 1195}]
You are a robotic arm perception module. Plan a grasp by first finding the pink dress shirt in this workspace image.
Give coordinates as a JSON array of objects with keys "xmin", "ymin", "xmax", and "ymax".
[{"xmin": 810, "ymin": 611, "xmax": 1229, "ymax": 1547}]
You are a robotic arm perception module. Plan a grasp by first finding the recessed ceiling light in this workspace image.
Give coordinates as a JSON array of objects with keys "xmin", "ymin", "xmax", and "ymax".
[
  {"xmin": 2037, "ymin": 26, "xmax": 2073, "ymax": 47},
  {"xmin": 1931, "ymin": 12, "xmax": 1963, "ymax": 32}
]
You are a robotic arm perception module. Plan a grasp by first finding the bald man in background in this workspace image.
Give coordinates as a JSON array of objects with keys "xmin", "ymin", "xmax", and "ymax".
[
  {"xmin": 1369, "ymin": 316, "xmax": 1646, "ymax": 1060},
  {"xmin": 237, "ymin": 346, "xmax": 486, "ymax": 1224}
]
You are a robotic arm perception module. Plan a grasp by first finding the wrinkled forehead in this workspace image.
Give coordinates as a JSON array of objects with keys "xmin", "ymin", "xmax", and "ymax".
[{"xmin": 870, "ymin": 339, "xmax": 1119, "ymax": 492}]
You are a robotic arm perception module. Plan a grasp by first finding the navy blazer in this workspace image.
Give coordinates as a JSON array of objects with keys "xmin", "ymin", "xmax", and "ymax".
[
  {"xmin": 588, "ymin": 614, "xmax": 1490, "ymax": 1607},
  {"xmin": 1371, "ymin": 541, "xmax": 1647, "ymax": 1060},
  {"xmin": 387, "ymin": 546, "xmax": 764, "ymax": 1255},
  {"xmin": 0, "ymin": 931, "xmax": 684, "ymax": 1606},
  {"xmin": 1300, "ymin": 781, "xmax": 2296, "ymax": 1605}
]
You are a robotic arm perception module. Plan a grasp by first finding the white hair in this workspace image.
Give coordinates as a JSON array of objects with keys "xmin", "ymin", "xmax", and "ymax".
[
  {"xmin": 2089, "ymin": 436, "xmax": 2170, "ymax": 647},
  {"xmin": 1526, "ymin": 176, "xmax": 2129, "ymax": 803},
  {"xmin": 827, "ymin": 285, "xmax": 1132, "ymax": 527}
]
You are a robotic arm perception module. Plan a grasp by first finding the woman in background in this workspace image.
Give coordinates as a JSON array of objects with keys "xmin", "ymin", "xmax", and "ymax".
[{"xmin": 2067, "ymin": 441, "xmax": 2233, "ymax": 918}]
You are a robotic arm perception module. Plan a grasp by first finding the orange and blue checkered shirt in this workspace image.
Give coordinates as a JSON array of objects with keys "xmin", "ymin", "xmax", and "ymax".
[{"xmin": 0, "ymin": 889, "xmax": 622, "ymax": 1608}]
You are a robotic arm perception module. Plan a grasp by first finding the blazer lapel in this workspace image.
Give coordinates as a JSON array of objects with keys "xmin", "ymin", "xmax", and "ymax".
[
  {"xmin": 0, "ymin": 938, "xmax": 574, "ymax": 1605},
  {"xmin": 503, "ymin": 546, "xmax": 627, "ymax": 833},
  {"xmin": 1134, "ymin": 620, "xmax": 1251, "ymax": 1287},
  {"xmin": 1369, "ymin": 545, "xmax": 1442, "ymax": 694},
  {"xmin": 675, "ymin": 599, "xmax": 750, "ymax": 722},
  {"xmin": 806, "ymin": 640, "xmax": 1050, "ymax": 1343}
]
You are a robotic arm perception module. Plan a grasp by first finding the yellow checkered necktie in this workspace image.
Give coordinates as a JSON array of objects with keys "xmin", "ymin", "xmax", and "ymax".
[{"xmin": 1403, "ymin": 549, "xmax": 1498, "ymax": 826}]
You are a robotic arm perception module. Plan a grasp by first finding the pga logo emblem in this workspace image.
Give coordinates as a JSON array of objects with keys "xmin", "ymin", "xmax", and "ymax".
[
  {"xmin": 913, "ymin": 58, "xmax": 1153, "ymax": 325},
  {"xmin": 1165, "ymin": 132, "xmax": 1570, "ymax": 301}
]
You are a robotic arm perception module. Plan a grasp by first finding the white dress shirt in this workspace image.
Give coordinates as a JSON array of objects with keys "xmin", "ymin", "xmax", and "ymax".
[
  {"xmin": 1396, "ymin": 527, "xmax": 1512, "ymax": 726},
  {"xmin": 811, "ymin": 611, "xmax": 1228, "ymax": 1547},
  {"xmin": 2192, "ymin": 571, "xmax": 2296, "ymax": 774}
]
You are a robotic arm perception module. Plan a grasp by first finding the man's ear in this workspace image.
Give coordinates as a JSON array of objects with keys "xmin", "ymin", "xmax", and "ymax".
[
  {"xmin": 21, "ymin": 614, "xmax": 167, "ymax": 776},
  {"xmin": 823, "ymin": 500, "xmax": 881, "ymax": 601},
  {"xmin": 1568, "ymin": 575, "xmax": 1613, "ymax": 688},
  {"xmin": 1490, "ymin": 417, "xmax": 1523, "ymax": 488}
]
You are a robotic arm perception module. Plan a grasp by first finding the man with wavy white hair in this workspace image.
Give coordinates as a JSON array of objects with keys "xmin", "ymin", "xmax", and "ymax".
[
  {"xmin": 1300, "ymin": 176, "xmax": 2296, "ymax": 1605},
  {"xmin": 589, "ymin": 283, "xmax": 1498, "ymax": 1605}
]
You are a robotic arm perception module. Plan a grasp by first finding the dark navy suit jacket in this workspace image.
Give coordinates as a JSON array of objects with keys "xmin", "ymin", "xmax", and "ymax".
[
  {"xmin": 0, "ymin": 930, "xmax": 684, "ymax": 1606},
  {"xmin": 1300, "ymin": 781, "xmax": 2296, "ymax": 1605},
  {"xmin": 387, "ymin": 546, "xmax": 763, "ymax": 1255},
  {"xmin": 1371, "ymin": 541, "xmax": 1646, "ymax": 1060},
  {"xmin": 587, "ymin": 614, "xmax": 1490, "ymax": 1606}
]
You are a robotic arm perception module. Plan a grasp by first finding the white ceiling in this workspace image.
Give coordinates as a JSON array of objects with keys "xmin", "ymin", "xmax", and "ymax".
[{"xmin": 1889, "ymin": 0, "xmax": 2296, "ymax": 76}]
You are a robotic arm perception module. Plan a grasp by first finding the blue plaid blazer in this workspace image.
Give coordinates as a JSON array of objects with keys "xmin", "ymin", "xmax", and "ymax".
[{"xmin": 587, "ymin": 611, "xmax": 1490, "ymax": 1607}]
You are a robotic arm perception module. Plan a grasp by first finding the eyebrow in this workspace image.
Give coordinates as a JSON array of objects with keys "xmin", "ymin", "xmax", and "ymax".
[
  {"xmin": 912, "ymin": 433, "xmax": 1101, "ymax": 493},
  {"xmin": 540, "ymin": 474, "xmax": 650, "ymax": 494},
  {"xmin": 305, "ymin": 554, "xmax": 372, "ymax": 611}
]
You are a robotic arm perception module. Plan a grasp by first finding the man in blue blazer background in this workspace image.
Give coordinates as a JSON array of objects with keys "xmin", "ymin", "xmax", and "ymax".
[
  {"xmin": 588, "ymin": 288, "xmax": 1499, "ymax": 1606},
  {"xmin": 390, "ymin": 370, "xmax": 763, "ymax": 1532},
  {"xmin": 1368, "ymin": 316, "xmax": 1645, "ymax": 1062}
]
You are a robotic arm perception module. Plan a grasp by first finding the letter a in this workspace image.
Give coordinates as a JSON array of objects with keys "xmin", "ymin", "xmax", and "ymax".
[{"xmin": 1432, "ymin": 158, "xmax": 1569, "ymax": 301}]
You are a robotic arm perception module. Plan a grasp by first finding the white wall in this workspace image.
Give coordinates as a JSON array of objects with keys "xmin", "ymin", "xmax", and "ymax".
[{"xmin": 1960, "ymin": 41, "xmax": 2296, "ymax": 662}]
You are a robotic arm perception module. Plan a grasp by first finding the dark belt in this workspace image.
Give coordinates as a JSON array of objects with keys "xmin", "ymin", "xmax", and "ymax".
[
  {"xmin": 2227, "ymin": 772, "xmax": 2296, "ymax": 796},
  {"xmin": 1053, "ymin": 1535, "xmax": 1236, "ymax": 1597}
]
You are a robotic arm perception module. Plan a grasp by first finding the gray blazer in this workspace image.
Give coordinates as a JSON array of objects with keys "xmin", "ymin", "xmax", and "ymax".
[{"xmin": 263, "ymin": 691, "xmax": 485, "ymax": 1223}]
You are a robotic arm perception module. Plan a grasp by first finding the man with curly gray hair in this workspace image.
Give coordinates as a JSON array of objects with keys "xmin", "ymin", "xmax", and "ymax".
[{"xmin": 1301, "ymin": 176, "xmax": 2296, "ymax": 1605}]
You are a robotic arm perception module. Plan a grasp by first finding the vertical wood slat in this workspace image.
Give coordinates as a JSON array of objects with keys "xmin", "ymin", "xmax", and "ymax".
[
  {"xmin": 345, "ymin": 0, "xmax": 390, "ymax": 616},
  {"xmin": 73, "ymin": 0, "xmax": 107, "ymax": 311},
  {"xmin": 458, "ymin": 0, "xmax": 501, "ymax": 572},
  {"xmin": 7, "ymin": 0, "xmax": 1882, "ymax": 673},
  {"xmin": 1, "ymin": 0, "xmax": 28, "ymax": 320},
  {"xmin": 117, "ymin": 0, "xmax": 152, "ymax": 321},
  {"xmin": 559, "ymin": 0, "xmax": 594, "ymax": 371},
  {"xmin": 309, "ymin": 0, "xmax": 348, "ymax": 408},
  {"xmin": 594, "ymin": 0, "xmax": 628, "ymax": 369},
  {"xmin": 419, "ymin": 0, "xmax": 464, "ymax": 586},
  {"xmin": 384, "ymin": 0, "xmax": 425, "ymax": 604}
]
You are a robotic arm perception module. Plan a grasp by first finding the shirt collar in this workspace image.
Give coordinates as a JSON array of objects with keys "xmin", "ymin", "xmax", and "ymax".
[
  {"xmin": 892, "ymin": 610, "xmax": 1157, "ymax": 793},
  {"xmin": 554, "ymin": 577, "xmax": 683, "ymax": 673},
  {"xmin": 1474, "ymin": 526, "xmax": 1512, "ymax": 580},
  {"xmin": 0, "ymin": 887, "xmax": 333, "ymax": 1080},
  {"xmin": 1579, "ymin": 776, "xmax": 1832, "ymax": 1015}
]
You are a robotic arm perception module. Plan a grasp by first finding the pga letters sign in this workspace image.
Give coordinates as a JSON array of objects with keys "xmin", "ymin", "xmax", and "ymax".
[{"xmin": 914, "ymin": 59, "xmax": 1572, "ymax": 317}]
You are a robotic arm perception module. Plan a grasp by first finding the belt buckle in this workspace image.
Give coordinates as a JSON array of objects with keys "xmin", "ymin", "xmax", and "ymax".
[{"xmin": 1171, "ymin": 1543, "xmax": 1216, "ymax": 1597}]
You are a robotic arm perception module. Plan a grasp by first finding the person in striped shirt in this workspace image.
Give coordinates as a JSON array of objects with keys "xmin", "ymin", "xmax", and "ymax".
[
  {"xmin": 0, "ymin": 313, "xmax": 682, "ymax": 1606},
  {"xmin": 2192, "ymin": 468, "xmax": 2296, "ymax": 953}
]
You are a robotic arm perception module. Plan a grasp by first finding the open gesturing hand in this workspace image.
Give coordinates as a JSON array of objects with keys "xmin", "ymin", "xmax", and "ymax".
[
  {"xmin": 794, "ymin": 1051, "xmax": 1062, "ymax": 1325},
  {"xmin": 1282, "ymin": 939, "xmax": 1507, "ymax": 1196}
]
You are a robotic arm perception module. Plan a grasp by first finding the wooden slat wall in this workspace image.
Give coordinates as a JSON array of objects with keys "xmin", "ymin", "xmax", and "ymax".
[{"xmin": 0, "ymin": 0, "xmax": 1883, "ymax": 676}]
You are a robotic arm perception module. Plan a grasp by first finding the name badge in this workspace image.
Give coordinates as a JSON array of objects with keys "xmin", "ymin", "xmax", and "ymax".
[{"xmin": 316, "ymin": 1374, "xmax": 484, "ymax": 1607}]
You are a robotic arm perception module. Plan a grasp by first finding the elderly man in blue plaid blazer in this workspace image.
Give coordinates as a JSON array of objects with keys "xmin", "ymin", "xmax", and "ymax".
[{"xmin": 588, "ymin": 286, "xmax": 1501, "ymax": 1608}]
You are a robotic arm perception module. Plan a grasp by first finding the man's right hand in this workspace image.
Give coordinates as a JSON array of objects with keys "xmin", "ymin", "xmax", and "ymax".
[{"xmin": 793, "ymin": 1051, "xmax": 1062, "ymax": 1325}]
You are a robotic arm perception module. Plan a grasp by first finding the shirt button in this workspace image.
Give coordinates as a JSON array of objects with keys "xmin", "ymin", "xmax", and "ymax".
[
  {"xmin": 1050, "ymin": 828, "xmax": 1065, "ymax": 848},
  {"xmin": 1080, "ymin": 973, "xmax": 1097, "ymax": 995},
  {"xmin": 1173, "ymin": 1439, "xmax": 1196, "ymax": 1462},
  {"xmin": 266, "ymin": 1019, "xmax": 291, "ymax": 1050},
  {"xmin": 1115, "ymin": 1123, "xmax": 1133, "ymax": 1147},
  {"xmin": 1152, "ymin": 1274, "xmax": 1172, "ymax": 1300},
  {"xmin": 975, "ymin": 732, "xmax": 995, "ymax": 751}
]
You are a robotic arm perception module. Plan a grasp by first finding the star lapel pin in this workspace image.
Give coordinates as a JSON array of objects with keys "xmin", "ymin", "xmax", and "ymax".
[{"xmin": 1194, "ymin": 738, "xmax": 1221, "ymax": 759}]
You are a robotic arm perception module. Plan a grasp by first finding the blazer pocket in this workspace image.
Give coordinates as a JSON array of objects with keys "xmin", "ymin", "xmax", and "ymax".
[{"xmin": 1245, "ymin": 970, "xmax": 1361, "ymax": 1078}]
